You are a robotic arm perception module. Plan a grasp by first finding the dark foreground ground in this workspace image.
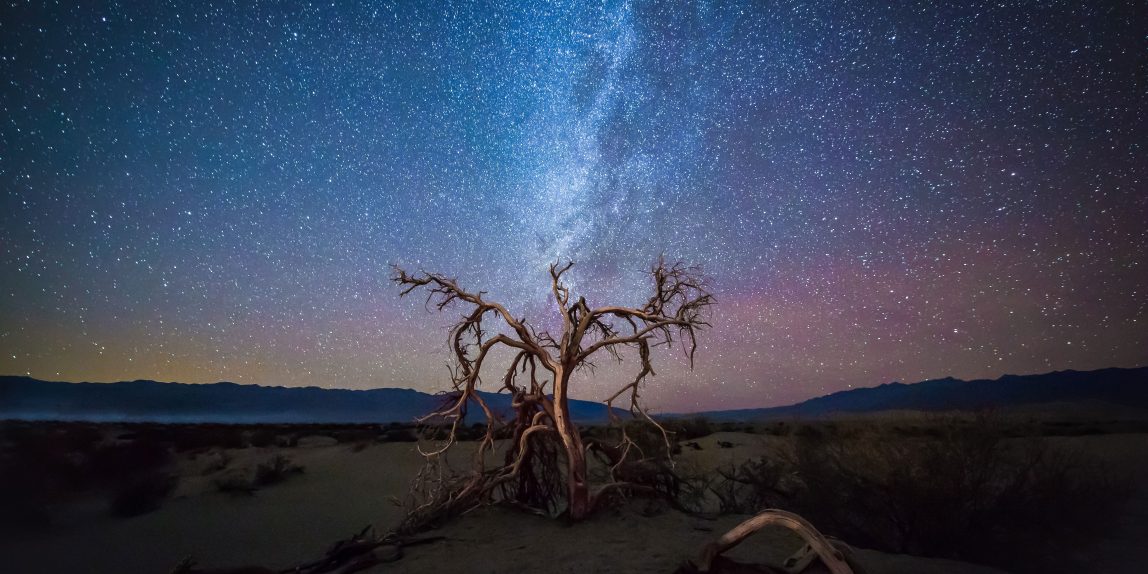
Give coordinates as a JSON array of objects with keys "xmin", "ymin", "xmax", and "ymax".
[{"xmin": 1, "ymin": 414, "xmax": 1145, "ymax": 573}]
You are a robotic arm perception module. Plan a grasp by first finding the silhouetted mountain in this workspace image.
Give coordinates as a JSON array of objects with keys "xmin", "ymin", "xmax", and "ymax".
[
  {"xmin": 0, "ymin": 377, "xmax": 617, "ymax": 424},
  {"xmin": 691, "ymin": 367, "xmax": 1148, "ymax": 421}
]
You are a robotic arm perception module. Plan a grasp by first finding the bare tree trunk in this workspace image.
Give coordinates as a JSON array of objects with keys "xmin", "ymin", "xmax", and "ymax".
[{"xmin": 553, "ymin": 367, "xmax": 591, "ymax": 519}]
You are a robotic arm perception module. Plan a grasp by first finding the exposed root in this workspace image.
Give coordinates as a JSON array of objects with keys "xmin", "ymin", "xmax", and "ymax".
[{"xmin": 681, "ymin": 509, "xmax": 861, "ymax": 574}]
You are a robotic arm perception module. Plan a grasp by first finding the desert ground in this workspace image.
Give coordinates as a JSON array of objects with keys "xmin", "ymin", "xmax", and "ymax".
[{"xmin": 1, "ymin": 417, "xmax": 1145, "ymax": 574}]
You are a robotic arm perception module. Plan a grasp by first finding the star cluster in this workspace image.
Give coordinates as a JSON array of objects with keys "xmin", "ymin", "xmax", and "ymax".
[{"xmin": 2, "ymin": 0, "xmax": 1145, "ymax": 411}]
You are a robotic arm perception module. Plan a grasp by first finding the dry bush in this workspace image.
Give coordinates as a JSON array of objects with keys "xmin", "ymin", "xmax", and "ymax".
[
  {"xmin": 585, "ymin": 421, "xmax": 687, "ymax": 509},
  {"xmin": 166, "ymin": 424, "xmax": 247, "ymax": 452},
  {"xmin": 212, "ymin": 454, "xmax": 305, "ymax": 495},
  {"xmin": 614, "ymin": 420, "xmax": 681, "ymax": 459},
  {"xmin": 382, "ymin": 428, "xmax": 419, "ymax": 442},
  {"xmin": 707, "ymin": 455, "xmax": 793, "ymax": 515},
  {"xmin": 248, "ymin": 428, "xmax": 278, "ymax": 448},
  {"xmin": 199, "ymin": 450, "xmax": 233, "ymax": 475},
  {"xmin": 668, "ymin": 416, "xmax": 715, "ymax": 440},
  {"xmin": 451, "ymin": 422, "xmax": 489, "ymax": 442},
  {"xmin": 760, "ymin": 421, "xmax": 792, "ymax": 436},
  {"xmin": 109, "ymin": 471, "xmax": 178, "ymax": 517},
  {"xmin": 0, "ymin": 423, "xmax": 183, "ymax": 528},
  {"xmin": 703, "ymin": 414, "xmax": 1131, "ymax": 573},
  {"xmin": 254, "ymin": 454, "xmax": 305, "ymax": 487},
  {"xmin": 87, "ymin": 439, "xmax": 172, "ymax": 482},
  {"xmin": 213, "ymin": 472, "xmax": 258, "ymax": 496},
  {"xmin": 0, "ymin": 449, "xmax": 71, "ymax": 534},
  {"xmin": 277, "ymin": 433, "xmax": 301, "ymax": 447},
  {"xmin": 330, "ymin": 427, "xmax": 381, "ymax": 445}
]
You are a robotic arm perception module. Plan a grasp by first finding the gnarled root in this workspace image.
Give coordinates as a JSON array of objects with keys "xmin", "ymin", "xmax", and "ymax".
[{"xmin": 680, "ymin": 509, "xmax": 863, "ymax": 574}]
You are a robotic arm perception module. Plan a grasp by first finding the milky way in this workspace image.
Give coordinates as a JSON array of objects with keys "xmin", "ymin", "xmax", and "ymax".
[{"xmin": 1, "ymin": 1, "xmax": 1145, "ymax": 411}]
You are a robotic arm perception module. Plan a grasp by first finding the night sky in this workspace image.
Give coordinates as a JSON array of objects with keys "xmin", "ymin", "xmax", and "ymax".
[{"xmin": 2, "ymin": 1, "xmax": 1145, "ymax": 411}]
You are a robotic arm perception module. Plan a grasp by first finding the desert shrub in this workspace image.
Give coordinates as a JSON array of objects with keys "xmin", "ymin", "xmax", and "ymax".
[
  {"xmin": 213, "ymin": 472, "xmax": 257, "ymax": 495},
  {"xmin": 253, "ymin": 455, "xmax": 304, "ymax": 487},
  {"xmin": 762, "ymin": 421, "xmax": 790, "ymax": 436},
  {"xmin": 0, "ymin": 424, "xmax": 177, "ymax": 531},
  {"xmin": 169, "ymin": 425, "xmax": 246, "ymax": 451},
  {"xmin": 4, "ymin": 429, "xmax": 90, "ymax": 491},
  {"xmin": 418, "ymin": 425, "xmax": 452, "ymax": 441},
  {"xmin": 57, "ymin": 423, "xmax": 104, "ymax": 452},
  {"xmin": 0, "ymin": 457, "xmax": 59, "ymax": 534},
  {"xmin": 332, "ymin": 427, "xmax": 378, "ymax": 444},
  {"xmin": 451, "ymin": 422, "xmax": 487, "ymax": 442},
  {"xmin": 1036, "ymin": 420, "xmax": 1112, "ymax": 437},
  {"xmin": 211, "ymin": 455, "xmax": 304, "ymax": 494},
  {"xmin": 705, "ymin": 414, "xmax": 1131, "ymax": 573},
  {"xmin": 615, "ymin": 420, "xmax": 678, "ymax": 459},
  {"xmin": 579, "ymin": 421, "xmax": 687, "ymax": 511},
  {"xmin": 382, "ymin": 428, "xmax": 418, "ymax": 442},
  {"xmin": 248, "ymin": 428, "xmax": 277, "ymax": 448},
  {"xmin": 199, "ymin": 450, "xmax": 232, "ymax": 475},
  {"xmin": 1069, "ymin": 424, "xmax": 1106, "ymax": 436},
  {"xmin": 109, "ymin": 472, "xmax": 178, "ymax": 517},
  {"xmin": 666, "ymin": 461, "xmax": 717, "ymax": 513},
  {"xmin": 88, "ymin": 439, "xmax": 171, "ymax": 483},
  {"xmin": 579, "ymin": 424, "xmax": 609, "ymax": 442},
  {"xmin": 896, "ymin": 423, "xmax": 944, "ymax": 438},
  {"xmin": 277, "ymin": 433, "xmax": 301, "ymax": 447},
  {"xmin": 608, "ymin": 458, "xmax": 683, "ymax": 504},
  {"xmin": 672, "ymin": 416, "xmax": 714, "ymax": 440},
  {"xmin": 708, "ymin": 456, "xmax": 793, "ymax": 514}
]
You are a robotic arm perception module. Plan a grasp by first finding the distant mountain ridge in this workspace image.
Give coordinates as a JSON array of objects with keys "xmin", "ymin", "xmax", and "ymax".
[
  {"xmin": 4, "ymin": 366, "xmax": 1146, "ymax": 424},
  {"xmin": 0, "ymin": 377, "xmax": 616, "ymax": 424},
  {"xmin": 691, "ymin": 366, "xmax": 1148, "ymax": 421}
]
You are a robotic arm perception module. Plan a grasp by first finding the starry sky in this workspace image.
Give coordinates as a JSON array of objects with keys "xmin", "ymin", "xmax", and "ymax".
[{"xmin": 1, "ymin": 0, "xmax": 1145, "ymax": 412}]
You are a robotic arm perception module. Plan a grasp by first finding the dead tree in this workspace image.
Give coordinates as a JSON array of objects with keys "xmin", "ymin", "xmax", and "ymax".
[{"xmin": 392, "ymin": 257, "xmax": 713, "ymax": 523}]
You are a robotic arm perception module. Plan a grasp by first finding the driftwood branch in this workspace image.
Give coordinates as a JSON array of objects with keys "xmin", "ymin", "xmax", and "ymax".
[{"xmin": 687, "ymin": 509, "xmax": 857, "ymax": 574}]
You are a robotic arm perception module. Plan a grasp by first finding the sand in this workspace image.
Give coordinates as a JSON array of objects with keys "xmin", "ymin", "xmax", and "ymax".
[
  {"xmin": 384, "ymin": 504, "xmax": 1007, "ymax": 574},
  {"xmin": 1, "ymin": 439, "xmax": 420, "ymax": 573},
  {"xmin": 2, "ymin": 431, "xmax": 1144, "ymax": 574}
]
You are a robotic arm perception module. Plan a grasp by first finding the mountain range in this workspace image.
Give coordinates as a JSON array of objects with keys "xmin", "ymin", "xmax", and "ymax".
[
  {"xmin": 0, "ymin": 377, "xmax": 617, "ymax": 424},
  {"xmin": 691, "ymin": 366, "xmax": 1148, "ymax": 421},
  {"xmin": 2, "ymin": 366, "xmax": 1146, "ymax": 424}
]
